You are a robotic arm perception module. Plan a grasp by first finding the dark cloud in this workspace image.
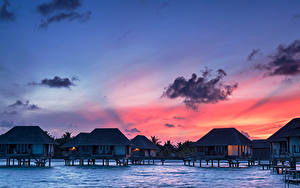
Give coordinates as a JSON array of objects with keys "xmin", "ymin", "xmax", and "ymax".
[
  {"xmin": 37, "ymin": 0, "xmax": 81, "ymax": 15},
  {"xmin": 39, "ymin": 11, "xmax": 91, "ymax": 28},
  {"xmin": 0, "ymin": 0, "xmax": 15, "ymax": 22},
  {"xmin": 125, "ymin": 128, "xmax": 141, "ymax": 133},
  {"xmin": 164, "ymin": 123, "xmax": 175, "ymax": 128},
  {"xmin": 256, "ymin": 40, "xmax": 300, "ymax": 76},
  {"xmin": 8, "ymin": 100, "xmax": 40, "ymax": 111},
  {"xmin": 293, "ymin": 14, "xmax": 300, "ymax": 19},
  {"xmin": 1, "ymin": 100, "xmax": 40, "ymax": 116},
  {"xmin": 29, "ymin": 76, "xmax": 77, "ymax": 88},
  {"xmin": 116, "ymin": 30, "xmax": 132, "ymax": 43},
  {"xmin": 37, "ymin": 0, "xmax": 91, "ymax": 28},
  {"xmin": 173, "ymin": 116, "xmax": 185, "ymax": 120},
  {"xmin": 163, "ymin": 69, "xmax": 238, "ymax": 110},
  {"xmin": 247, "ymin": 49, "xmax": 260, "ymax": 61}
]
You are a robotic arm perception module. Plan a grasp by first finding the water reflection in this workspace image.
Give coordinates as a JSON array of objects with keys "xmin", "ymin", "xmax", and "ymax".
[{"xmin": 0, "ymin": 160, "xmax": 294, "ymax": 187}]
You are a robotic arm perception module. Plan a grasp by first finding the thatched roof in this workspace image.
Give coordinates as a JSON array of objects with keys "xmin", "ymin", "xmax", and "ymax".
[
  {"xmin": 193, "ymin": 128, "xmax": 252, "ymax": 146},
  {"xmin": 0, "ymin": 126, "xmax": 55, "ymax": 144},
  {"xmin": 252, "ymin": 139, "xmax": 270, "ymax": 149},
  {"xmin": 131, "ymin": 135, "xmax": 159, "ymax": 150},
  {"xmin": 62, "ymin": 128, "xmax": 131, "ymax": 147},
  {"xmin": 268, "ymin": 118, "xmax": 300, "ymax": 142}
]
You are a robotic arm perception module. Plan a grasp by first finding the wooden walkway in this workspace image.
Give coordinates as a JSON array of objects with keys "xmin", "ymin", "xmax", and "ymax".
[{"xmin": 0, "ymin": 156, "xmax": 52, "ymax": 167}]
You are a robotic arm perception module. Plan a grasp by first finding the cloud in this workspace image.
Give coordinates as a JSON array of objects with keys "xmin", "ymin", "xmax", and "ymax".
[
  {"xmin": 37, "ymin": 0, "xmax": 81, "ymax": 15},
  {"xmin": 125, "ymin": 128, "xmax": 141, "ymax": 133},
  {"xmin": 173, "ymin": 116, "xmax": 185, "ymax": 120},
  {"xmin": 29, "ymin": 76, "xmax": 77, "ymax": 88},
  {"xmin": 1, "ymin": 100, "xmax": 40, "ymax": 116},
  {"xmin": 39, "ymin": 11, "xmax": 91, "ymax": 28},
  {"xmin": 247, "ymin": 49, "xmax": 260, "ymax": 61},
  {"xmin": 37, "ymin": 0, "xmax": 91, "ymax": 28},
  {"xmin": 256, "ymin": 40, "xmax": 300, "ymax": 76},
  {"xmin": 163, "ymin": 68, "xmax": 238, "ymax": 110},
  {"xmin": 8, "ymin": 100, "xmax": 40, "ymax": 111},
  {"xmin": 115, "ymin": 30, "xmax": 132, "ymax": 43},
  {"xmin": 164, "ymin": 123, "xmax": 175, "ymax": 128},
  {"xmin": 0, "ymin": 0, "xmax": 15, "ymax": 22},
  {"xmin": 293, "ymin": 14, "xmax": 300, "ymax": 19}
]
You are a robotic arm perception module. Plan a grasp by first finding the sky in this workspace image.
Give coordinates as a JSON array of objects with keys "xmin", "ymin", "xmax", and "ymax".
[{"xmin": 0, "ymin": 0, "xmax": 300, "ymax": 143}]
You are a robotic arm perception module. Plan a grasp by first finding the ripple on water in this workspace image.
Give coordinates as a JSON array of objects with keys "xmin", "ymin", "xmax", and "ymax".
[{"xmin": 0, "ymin": 160, "xmax": 291, "ymax": 187}]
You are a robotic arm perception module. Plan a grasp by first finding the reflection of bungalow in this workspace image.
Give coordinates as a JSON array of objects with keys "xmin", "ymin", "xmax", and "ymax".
[
  {"xmin": 251, "ymin": 140, "xmax": 270, "ymax": 160},
  {"xmin": 62, "ymin": 128, "xmax": 131, "ymax": 158},
  {"xmin": 193, "ymin": 128, "xmax": 252, "ymax": 159},
  {"xmin": 0, "ymin": 126, "xmax": 55, "ymax": 166},
  {"xmin": 268, "ymin": 118, "xmax": 300, "ymax": 159},
  {"xmin": 131, "ymin": 135, "xmax": 159, "ymax": 157}
]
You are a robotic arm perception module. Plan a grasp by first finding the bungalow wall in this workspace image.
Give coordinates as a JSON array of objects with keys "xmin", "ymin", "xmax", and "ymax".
[
  {"xmin": 289, "ymin": 136, "xmax": 300, "ymax": 157},
  {"xmin": 150, "ymin": 150, "xmax": 157, "ymax": 157},
  {"xmin": 252, "ymin": 148, "xmax": 270, "ymax": 160},
  {"xmin": 114, "ymin": 146, "xmax": 126, "ymax": 155},
  {"xmin": 140, "ymin": 149, "xmax": 157, "ymax": 157},
  {"xmin": 197, "ymin": 145, "xmax": 251, "ymax": 157},
  {"xmin": 0, "ymin": 144, "xmax": 54, "ymax": 156},
  {"xmin": 131, "ymin": 149, "xmax": 157, "ymax": 157},
  {"xmin": 74, "ymin": 145, "xmax": 131, "ymax": 157},
  {"xmin": 271, "ymin": 141, "xmax": 288, "ymax": 158}
]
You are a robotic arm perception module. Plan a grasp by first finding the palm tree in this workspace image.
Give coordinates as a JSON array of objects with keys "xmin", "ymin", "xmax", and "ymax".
[
  {"xmin": 151, "ymin": 136, "xmax": 161, "ymax": 146},
  {"xmin": 56, "ymin": 132, "xmax": 72, "ymax": 146}
]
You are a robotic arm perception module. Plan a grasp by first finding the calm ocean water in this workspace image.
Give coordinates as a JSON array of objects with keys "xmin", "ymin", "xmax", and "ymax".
[{"xmin": 0, "ymin": 160, "xmax": 295, "ymax": 188}]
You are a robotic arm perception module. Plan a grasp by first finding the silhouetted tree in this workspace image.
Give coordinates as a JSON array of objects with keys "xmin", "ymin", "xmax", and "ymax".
[
  {"xmin": 175, "ymin": 141, "xmax": 194, "ymax": 158},
  {"xmin": 151, "ymin": 136, "xmax": 161, "ymax": 146},
  {"xmin": 54, "ymin": 132, "xmax": 73, "ymax": 157},
  {"xmin": 56, "ymin": 132, "xmax": 72, "ymax": 146},
  {"xmin": 44, "ymin": 131, "xmax": 55, "ymax": 140}
]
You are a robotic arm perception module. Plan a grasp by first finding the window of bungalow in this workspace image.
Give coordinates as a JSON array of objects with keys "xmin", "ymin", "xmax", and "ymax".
[
  {"xmin": 228, "ymin": 145, "xmax": 239, "ymax": 156},
  {"xmin": 293, "ymin": 145, "xmax": 296, "ymax": 153},
  {"xmin": 99, "ymin": 145, "xmax": 104, "ymax": 154}
]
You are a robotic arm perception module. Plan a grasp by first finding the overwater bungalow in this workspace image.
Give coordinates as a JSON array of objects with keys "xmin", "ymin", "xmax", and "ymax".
[
  {"xmin": 268, "ymin": 118, "xmax": 300, "ymax": 160},
  {"xmin": 131, "ymin": 135, "xmax": 160, "ymax": 157},
  {"xmin": 193, "ymin": 128, "xmax": 252, "ymax": 159},
  {"xmin": 0, "ymin": 126, "xmax": 55, "ymax": 167},
  {"xmin": 251, "ymin": 139, "xmax": 270, "ymax": 161},
  {"xmin": 62, "ymin": 128, "xmax": 132, "ymax": 165}
]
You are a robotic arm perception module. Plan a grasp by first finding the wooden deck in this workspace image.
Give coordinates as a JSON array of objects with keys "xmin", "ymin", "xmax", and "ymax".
[{"xmin": 284, "ymin": 170, "xmax": 300, "ymax": 185}]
